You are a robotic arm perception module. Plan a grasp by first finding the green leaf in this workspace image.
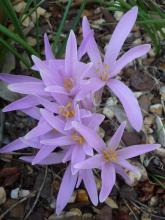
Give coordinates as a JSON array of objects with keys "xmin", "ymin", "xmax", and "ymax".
[
  {"xmin": 0, "ymin": 0, "xmax": 25, "ymax": 38},
  {"xmin": 0, "ymin": 24, "xmax": 38, "ymax": 56}
]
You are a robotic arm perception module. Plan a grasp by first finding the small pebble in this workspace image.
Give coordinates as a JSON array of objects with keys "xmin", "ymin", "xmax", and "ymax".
[
  {"xmin": 11, "ymin": 188, "xmax": 19, "ymax": 199},
  {"xmin": 150, "ymin": 104, "xmax": 163, "ymax": 116},
  {"xmin": 0, "ymin": 187, "xmax": 6, "ymax": 205},
  {"xmin": 160, "ymin": 86, "xmax": 165, "ymax": 100}
]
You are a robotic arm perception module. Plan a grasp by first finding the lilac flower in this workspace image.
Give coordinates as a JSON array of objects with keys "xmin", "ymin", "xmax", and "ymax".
[
  {"xmin": 74, "ymin": 122, "xmax": 160, "ymax": 202},
  {"xmin": 78, "ymin": 7, "xmax": 151, "ymax": 131}
]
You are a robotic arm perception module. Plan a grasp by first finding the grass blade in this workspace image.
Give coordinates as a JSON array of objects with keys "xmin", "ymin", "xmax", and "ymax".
[
  {"xmin": 0, "ymin": 0, "xmax": 24, "ymax": 38},
  {"xmin": 0, "ymin": 24, "xmax": 38, "ymax": 56},
  {"xmin": 0, "ymin": 38, "xmax": 31, "ymax": 68},
  {"xmin": 52, "ymin": 0, "xmax": 73, "ymax": 54}
]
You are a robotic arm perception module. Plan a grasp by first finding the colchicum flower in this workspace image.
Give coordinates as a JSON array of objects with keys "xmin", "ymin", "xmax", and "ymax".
[
  {"xmin": 74, "ymin": 122, "xmax": 160, "ymax": 202},
  {"xmin": 78, "ymin": 6, "xmax": 151, "ymax": 131},
  {"xmin": 0, "ymin": 6, "xmax": 161, "ymax": 216}
]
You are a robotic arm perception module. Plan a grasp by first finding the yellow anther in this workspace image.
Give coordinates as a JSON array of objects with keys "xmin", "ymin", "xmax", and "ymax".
[
  {"xmin": 99, "ymin": 71, "xmax": 109, "ymax": 81},
  {"xmin": 102, "ymin": 149, "xmax": 117, "ymax": 162},
  {"xmin": 59, "ymin": 102, "xmax": 75, "ymax": 118},
  {"xmin": 64, "ymin": 78, "xmax": 73, "ymax": 91},
  {"xmin": 72, "ymin": 132, "xmax": 85, "ymax": 144}
]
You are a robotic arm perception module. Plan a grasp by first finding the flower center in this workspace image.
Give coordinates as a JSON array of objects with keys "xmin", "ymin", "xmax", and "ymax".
[
  {"xmin": 64, "ymin": 78, "xmax": 73, "ymax": 91},
  {"xmin": 59, "ymin": 102, "xmax": 75, "ymax": 118},
  {"xmin": 71, "ymin": 132, "xmax": 85, "ymax": 144},
  {"xmin": 96, "ymin": 63, "xmax": 110, "ymax": 81},
  {"xmin": 102, "ymin": 149, "xmax": 117, "ymax": 162}
]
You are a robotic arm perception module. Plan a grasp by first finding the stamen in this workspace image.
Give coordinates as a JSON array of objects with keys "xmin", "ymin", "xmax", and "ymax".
[
  {"xmin": 64, "ymin": 79, "xmax": 73, "ymax": 91},
  {"xmin": 72, "ymin": 132, "xmax": 85, "ymax": 144},
  {"xmin": 59, "ymin": 102, "xmax": 75, "ymax": 118},
  {"xmin": 102, "ymin": 149, "xmax": 117, "ymax": 162}
]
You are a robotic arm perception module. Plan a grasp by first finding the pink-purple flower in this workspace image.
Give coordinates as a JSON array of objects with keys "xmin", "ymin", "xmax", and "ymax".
[{"xmin": 0, "ymin": 6, "xmax": 161, "ymax": 216}]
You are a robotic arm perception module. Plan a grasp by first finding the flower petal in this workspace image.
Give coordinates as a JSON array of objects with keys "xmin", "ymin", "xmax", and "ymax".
[
  {"xmin": 44, "ymin": 33, "xmax": 54, "ymax": 60},
  {"xmin": 22, "ymin": 107, "xmax": 41, "ymax": 120},
  {"xmin": 2, "ymin": 95, "xmax": 39, "ymax": 112},
  {"xmin": 99, "ymin": 163, "xmax": 116, "ymax": 202},
  {"xmin": 113, "ymin": 163, "xmax": 132, "ymax": 185},
  {"xmin": 65, "ymin": 31, "xmax": 78, "ymax": 76},
  {"xmin": 25, "ymin": 118, "xmax": 52, "ymax": 139},
  {"xmin": 82, "ymin": 16, "xmax": 102, "ymax": 63},
  {"xmin": 72, "ymin": 121, "xmax": 106, "ymax": 152},
  {"xmin": 56, "ymin": 165, "xmax": 78, "ymax": 215},
  {"xmin": 83, "ymin": 144, "xmax": 93, "ymax": 156},
  {"xmin": 107, "ymin": 121, "xmax": 126, "ymax": 150},
  {"xmin": 45, "ymin": 85, "xmax": 68, "ymax": 95},
  {"xmin": 40, "ymin": 109, "xmax": 66, "ymax": 134},
  {"xmin": 71, "ymin": 146, "xmax": 85, "ymax": 174},
  {"xmin": 104, "ymin": 6, "xmax": 138, "ymax": 66},
  {"xmin": 41, "ymin": 136, "xmax": 75, "ymax": 146},
  {"xmin": 117, "ymin": 144, "xmax": 160, "ymax": 159},
  {"xmin": 110, "ymin": 44, "xmax": 151, "ymax": 77},
  {"xmin": 32, "ymin": 145, "xmax": 57, "ymax": 165},
  {"xmin": 118, "ymin": 159, "xmax": 139, "ymax": 174},
  {"xmin": 37, "ymin": 152, "xmax": 66, "ymax": 165},
  {"xmin": 81, "ymin": 170, "xmax": 98, "ymax": 205},
  {"xmin": 8, "ymin": 82, "xmax": 49, "ymax": 96},
  {"xmin": 35, "ymin": 96, "xmax": 59, "ymax": 113},
  {"xmin": 76, "ymin": 77, "xmax": 105, "ymax": 101},
  {"xmin": 107, "ymin": 79, "xmax": 143, "ymax": 131},
  {"xmin": 0, "ymin": 73, "xmax": 40, "ymax": 84},
  {"xmin": 74, "ymin": 154, "xmax": 102, "ymax": 169},
  {"xmin": 0, "ymin": 138, "xmax": 27, "ymax": 153}
]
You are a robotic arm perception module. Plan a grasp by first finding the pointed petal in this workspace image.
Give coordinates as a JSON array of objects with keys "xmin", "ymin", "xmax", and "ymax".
[
  {"xmin": 83, "ymin": 113, "xmax": 105, "ymax": 130},
  {"xmin": 36, "ymin": 96, "xmax": 59, "ymax": 113},
  {"xmin": 45, "ymin": 85, "xmax": 68, "ymax": 95},
  {"xmin": 107, "ymin": 122, "xmax": 126, "ymax": 150},
  {"xmin": 0, "ymin": 73, "xmax": 40, "ymax": 84},
  {"xmin": 83, "ymin": 144, "xmax": 94, "ymax": 156},
  {"xmin": 25, "ymin": 118, "xmax": 52, "ymax": 139},
  {"xmin": 44, "ymin": 33, "xmax": 54, "ymax": 60},
  {"xmin": 41, "ymin": 136, "xmax": 75, "ymax": 146},
  {"xmin": 99, "ymin": 163, "xmax": 116, "ymax": 202},
  {"xmin": 82, "ymin": 170, "xmax": 98, "ymax": 205},
  {"xmin": 71, "ymin": 146, "xmax": 85, "ymax": 174},
  {"xmin": 107, "ymin": 79, "xmax": 143, "ymax": 131},
  {"xmin": 110, "ymin": 44, "xmax": 151, "ymax": 77},
  {"xmin": 22, "ymin": 107, "xmax": 41, "ymax": 120},
  {"xmin": 118, "ymin": 159, "xmax": 140, "ymax": 174},
  {"xmin": 82, "ymin": 16, "xmax": 102, "ymax": 63},
  {"xmin": 3, "ymin": 95, "xmax": 39, "ymax": 112},
  {"xmin": 37, "ymin": 152, "xmax": 66, "ymax": 165},
  {"xmin": 32, "ymin": 56, "xmax": 57, "ymax": 86},
  {"xmin": 72, "ymin": 121, "xmax": 106, "ymax": 152},
  {"xmin": 32, "ymin": 145, "xmax": 57, "ymax": 165},
  {"xmin": 65, "ymin": 31, "xmax": 78, "ymax": 76},
  {"xmin": 113, "ymin": 163, "xmax": 132, "ymax": 185},
  {"xmin": 117, "ymin": 144, "xmax": 160, "ymax": 159},
  {"xmin": 77, "ymin": 77, "xmax": 105, "ymax": 101},
  {"xmin": 20, "ymin": 156, "xmax": 34, "ymax": 163},
  {"xmin": 0, "ymin": 138, "xmax": 27, "ymax": 153},
  {"xmin": 104, "ymin": 6, "xmax": 138, "ymax": 66},
  {"xmin": 74, "ymin": 154, "xmax": 102, "ymax": 169},
  {"xmin": 40, "ymin": 109, "xmax": 66, "ymax": 134},
  {"xmin": 56, "ymin": 165, "xmax": 78, "ymax": 215},
  {"xmin": 8, "ymin": 82, "xmax": 49, "ymax": 96}
]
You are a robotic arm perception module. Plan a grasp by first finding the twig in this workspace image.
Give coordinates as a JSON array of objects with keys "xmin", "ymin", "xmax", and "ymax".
[
  {"xmin": 23, "ymin": 166, "xmax": 48, "ymax": 220},
  {"xmin": 0, "ymin": 193, "xmax": 35, "ymax": 220}
]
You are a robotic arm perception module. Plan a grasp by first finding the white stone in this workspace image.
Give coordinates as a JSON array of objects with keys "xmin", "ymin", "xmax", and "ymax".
[
  {"xmin": 11, "ymin": 187, "xmax": 19, "ymax": 199},
  {"xmin": 0, "ymin": 187, "xmax": 6, "ymax": 205},
  {"xmin": 150, "ymin": 104, "xmax": 163, "ymax": 116},
  {"xmin": 114, "ymin": 11, "xmax": 123, "ymax": 21},
  {"xmin": 156, "ymin": 116, "xmax": 165, "ymax": 147},
  {"xmin": 160, "ymin": 86, "xmax": 165, "ymax": 101},
  {"xmin": 14, "ymin": 2, "xmax": 26, "ymax": 13},
  {"xmin": 19, "ymin": 189, "xmax": 30, "ymax": 198}
]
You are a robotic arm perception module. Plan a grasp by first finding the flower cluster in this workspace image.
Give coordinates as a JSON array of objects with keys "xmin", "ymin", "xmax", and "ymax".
[{"xmin": 0, "ymin": 6, "xmax": 160, "ymax": 215}]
